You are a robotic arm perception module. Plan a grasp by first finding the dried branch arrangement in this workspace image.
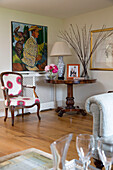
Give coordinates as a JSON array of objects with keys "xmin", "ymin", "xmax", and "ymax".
[{"xmin": 59, "ymin": 24, "xmax": 113, "ymax": 77}]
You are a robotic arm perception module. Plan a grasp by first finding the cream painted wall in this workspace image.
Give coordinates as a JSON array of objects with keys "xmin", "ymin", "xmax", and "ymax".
[
  {"xmin": 0, "ymin": 7, "xmax": 63, "ymax": 113},
  {"xmin": 1, "ymin": 6, "xmax": 113, "ymax": 112},
  {"xmin": 56, "ymin": 6, "xmax": 113, "ymax": 108},
  {"xmin": 0, "ymin": 7, "xmax": 63, "ymax": 73}
]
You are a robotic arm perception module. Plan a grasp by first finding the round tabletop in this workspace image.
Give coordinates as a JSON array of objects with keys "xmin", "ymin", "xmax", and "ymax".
[{"xmin": 45, "ymin": 78, "xmax": 96, "ymax": 84}]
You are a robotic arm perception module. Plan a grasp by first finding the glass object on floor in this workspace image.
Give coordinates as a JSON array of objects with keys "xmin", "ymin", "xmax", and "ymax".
[
  {"xmin": 50, "ymin": 133, "xmax": 73, "ymax": 170},
  {"xmin": 97, "ymin": 137, "xmax": 113, "ymax": 170},
  {"xmin": 76, "ymin": 134, "xmax": 94, "ymax": 170}
]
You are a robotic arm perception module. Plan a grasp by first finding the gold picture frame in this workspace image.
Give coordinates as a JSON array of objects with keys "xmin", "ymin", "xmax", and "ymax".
[{"xmin": 90, "ymin": 27, "xmax": 113, "ymax": 70}]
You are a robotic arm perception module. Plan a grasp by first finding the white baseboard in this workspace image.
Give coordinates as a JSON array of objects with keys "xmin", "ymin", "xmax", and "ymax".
[
  {"xmin": 41, "ymin": 101, "xmax": 55, "ymax": 110},
  {"xmin": 0, "ymin": 101, "xmax": 84, "ymax": 117},
  {"xmin": 24, "ymin": 101, "xmax": 55, "ymax": 113},
  {"xmin": 0, "ymin": 101, "xmax": 55, "ymax": 117}
]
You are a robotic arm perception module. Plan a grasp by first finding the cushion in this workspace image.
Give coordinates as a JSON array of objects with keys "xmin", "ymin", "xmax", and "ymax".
[
  {"xmin": 3, "ymin": 74, "xmax": 22, "ymax": 96},
  {"xmin": 5, "ymin": 97, "xmax": 40, "ymax": 107}
]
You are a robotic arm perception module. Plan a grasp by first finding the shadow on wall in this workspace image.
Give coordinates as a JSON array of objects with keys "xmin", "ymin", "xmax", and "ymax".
[
  {"xmin": 35, "ymin": 77, "xmax": 54, "ymax": 103},
  {"xmin": 56, "ymin": 81, "xmax": 106, "ymax": 109},
  {"xmin": 73, "ymin": 81, "xmax": 107, "ymax": 108}
]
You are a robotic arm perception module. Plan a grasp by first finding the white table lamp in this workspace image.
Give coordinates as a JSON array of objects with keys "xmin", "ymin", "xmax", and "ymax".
[{"xmin": 50, "ymin": 41, "xmax": 72, "ymax": 80}]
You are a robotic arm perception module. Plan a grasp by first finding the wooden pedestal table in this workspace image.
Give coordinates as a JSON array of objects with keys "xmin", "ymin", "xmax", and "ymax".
[{"xmin": 46, "ymin": 79, "xmax": 96, "ymax": 117}]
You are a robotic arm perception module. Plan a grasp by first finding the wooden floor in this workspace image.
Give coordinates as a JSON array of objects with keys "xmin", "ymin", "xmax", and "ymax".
[{"xmin": 0, "ymin": 110, "xmax": 93, "ymax": 162}]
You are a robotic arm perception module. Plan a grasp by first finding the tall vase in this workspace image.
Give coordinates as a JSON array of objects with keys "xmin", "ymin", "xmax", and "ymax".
[
  {"xmin": 50, "ymin": 133, "xmax": 73, "ymax": 170},
  {"xmin": 57, "ymin": 56, "xmax": 65, "ymax": 80},
  {"xmin": 81, "ymin": 63, "xmax": 89, "ymax": 78}
]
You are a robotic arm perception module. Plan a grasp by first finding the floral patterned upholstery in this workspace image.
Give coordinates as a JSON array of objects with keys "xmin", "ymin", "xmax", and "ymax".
[
  {"xmin": 2, "ymin": 73, "xmax": 40, "ymax": 107},
  {"xmin": 1, "ymin": 72, "xmax": 40, "ymax": 126},
  {"xmin": 3, "ymin": 74, "xmax": 22, "ymax": 96},
  {"xmin": 5, "ymin": 97, "xmax": 40, "ymax": 107}
]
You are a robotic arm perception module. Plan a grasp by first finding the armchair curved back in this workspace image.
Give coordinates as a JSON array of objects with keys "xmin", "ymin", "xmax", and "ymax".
[
  {"xmin": 0, "ymin": 71, "xmax": 41, "ymax": 126},
  {"xmin": 1, "ymin": 72, "xmax": 23, "ymax": 99}
]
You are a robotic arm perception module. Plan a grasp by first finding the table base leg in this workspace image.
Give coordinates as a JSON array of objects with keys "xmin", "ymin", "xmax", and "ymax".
[{"xmin": 56, "ymin": 107, "xmax": 87, "ymax": 117}]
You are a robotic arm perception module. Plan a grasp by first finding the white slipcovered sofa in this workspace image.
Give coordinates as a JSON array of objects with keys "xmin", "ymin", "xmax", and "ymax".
[{"xmin": 85, "ymin": 92, "xmax": 113, "ymax": 168}]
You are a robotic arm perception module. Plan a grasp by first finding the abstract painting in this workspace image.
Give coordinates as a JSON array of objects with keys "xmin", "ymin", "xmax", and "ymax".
[{"xmin": 11, "ymin": 21, "xmax": 48, "ymax": 71}]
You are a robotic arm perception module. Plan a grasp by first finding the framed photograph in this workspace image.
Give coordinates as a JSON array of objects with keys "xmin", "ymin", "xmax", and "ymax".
[
  {"xmin": 67, "ymin": 64, "xmax": 80, "ymax": 79},
  {"xmin": 11, "ymin": 21, "xmax": 48, "ymax": 72},
  {"xmin": 90, "ymin": 27, "xmax": 113, "ymax": 70}
]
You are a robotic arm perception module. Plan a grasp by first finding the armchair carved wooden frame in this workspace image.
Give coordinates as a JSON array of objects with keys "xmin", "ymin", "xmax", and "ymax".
[{"xmin": 1, "ymin": 72, "xmax": 41, "ymax": 126}]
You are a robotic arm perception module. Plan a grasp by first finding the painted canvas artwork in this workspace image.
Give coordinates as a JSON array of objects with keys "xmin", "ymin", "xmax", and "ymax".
[{"xmin": 11, "ymin": 21, "xmax": 48, "ymax": 71}]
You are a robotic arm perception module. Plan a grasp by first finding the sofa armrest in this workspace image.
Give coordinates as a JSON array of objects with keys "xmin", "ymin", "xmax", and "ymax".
[{"xmin": 85, "ymin": 93, "xmax": 113, "ymax": 138}]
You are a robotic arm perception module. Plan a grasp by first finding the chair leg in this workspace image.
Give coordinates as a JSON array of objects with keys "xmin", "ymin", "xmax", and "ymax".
[
  {"xmin": 37, "ymin": 104, "xmax": 41, "ymax": 121},
  {"xmin": 4, "ymin": 108, "xmax": 8, "ymax": 122},
  {"xmin": 22, "ymin": 108, "xmax": 24, "ymax": 118},
  {"xmin": 11, "ymin": 106, "xmax": 15, "ymax": 126}
]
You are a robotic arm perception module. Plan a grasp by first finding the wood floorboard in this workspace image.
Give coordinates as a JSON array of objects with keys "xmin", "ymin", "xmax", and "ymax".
[{"xmin": 0, "ymin": 110, "xmax": 93, "ymax": 164}]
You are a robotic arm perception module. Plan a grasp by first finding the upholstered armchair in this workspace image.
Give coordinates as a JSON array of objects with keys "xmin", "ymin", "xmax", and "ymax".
[
  {"xmin": 1, "ymin": 72, "xmax": 40, "ymax": 126},
  {"xmin": 85, "ymin": 92, "xmax": 113, "ymax": 168}
]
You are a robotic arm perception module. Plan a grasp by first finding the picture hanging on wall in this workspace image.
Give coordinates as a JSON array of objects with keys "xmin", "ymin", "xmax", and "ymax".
[
  {"xmin": 90, "ymin": 27, "xmax": 113, "ymax": 70},
  {"xmin": 11, "ymin": 21, "xmax": 48, "ymax": 71}
]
